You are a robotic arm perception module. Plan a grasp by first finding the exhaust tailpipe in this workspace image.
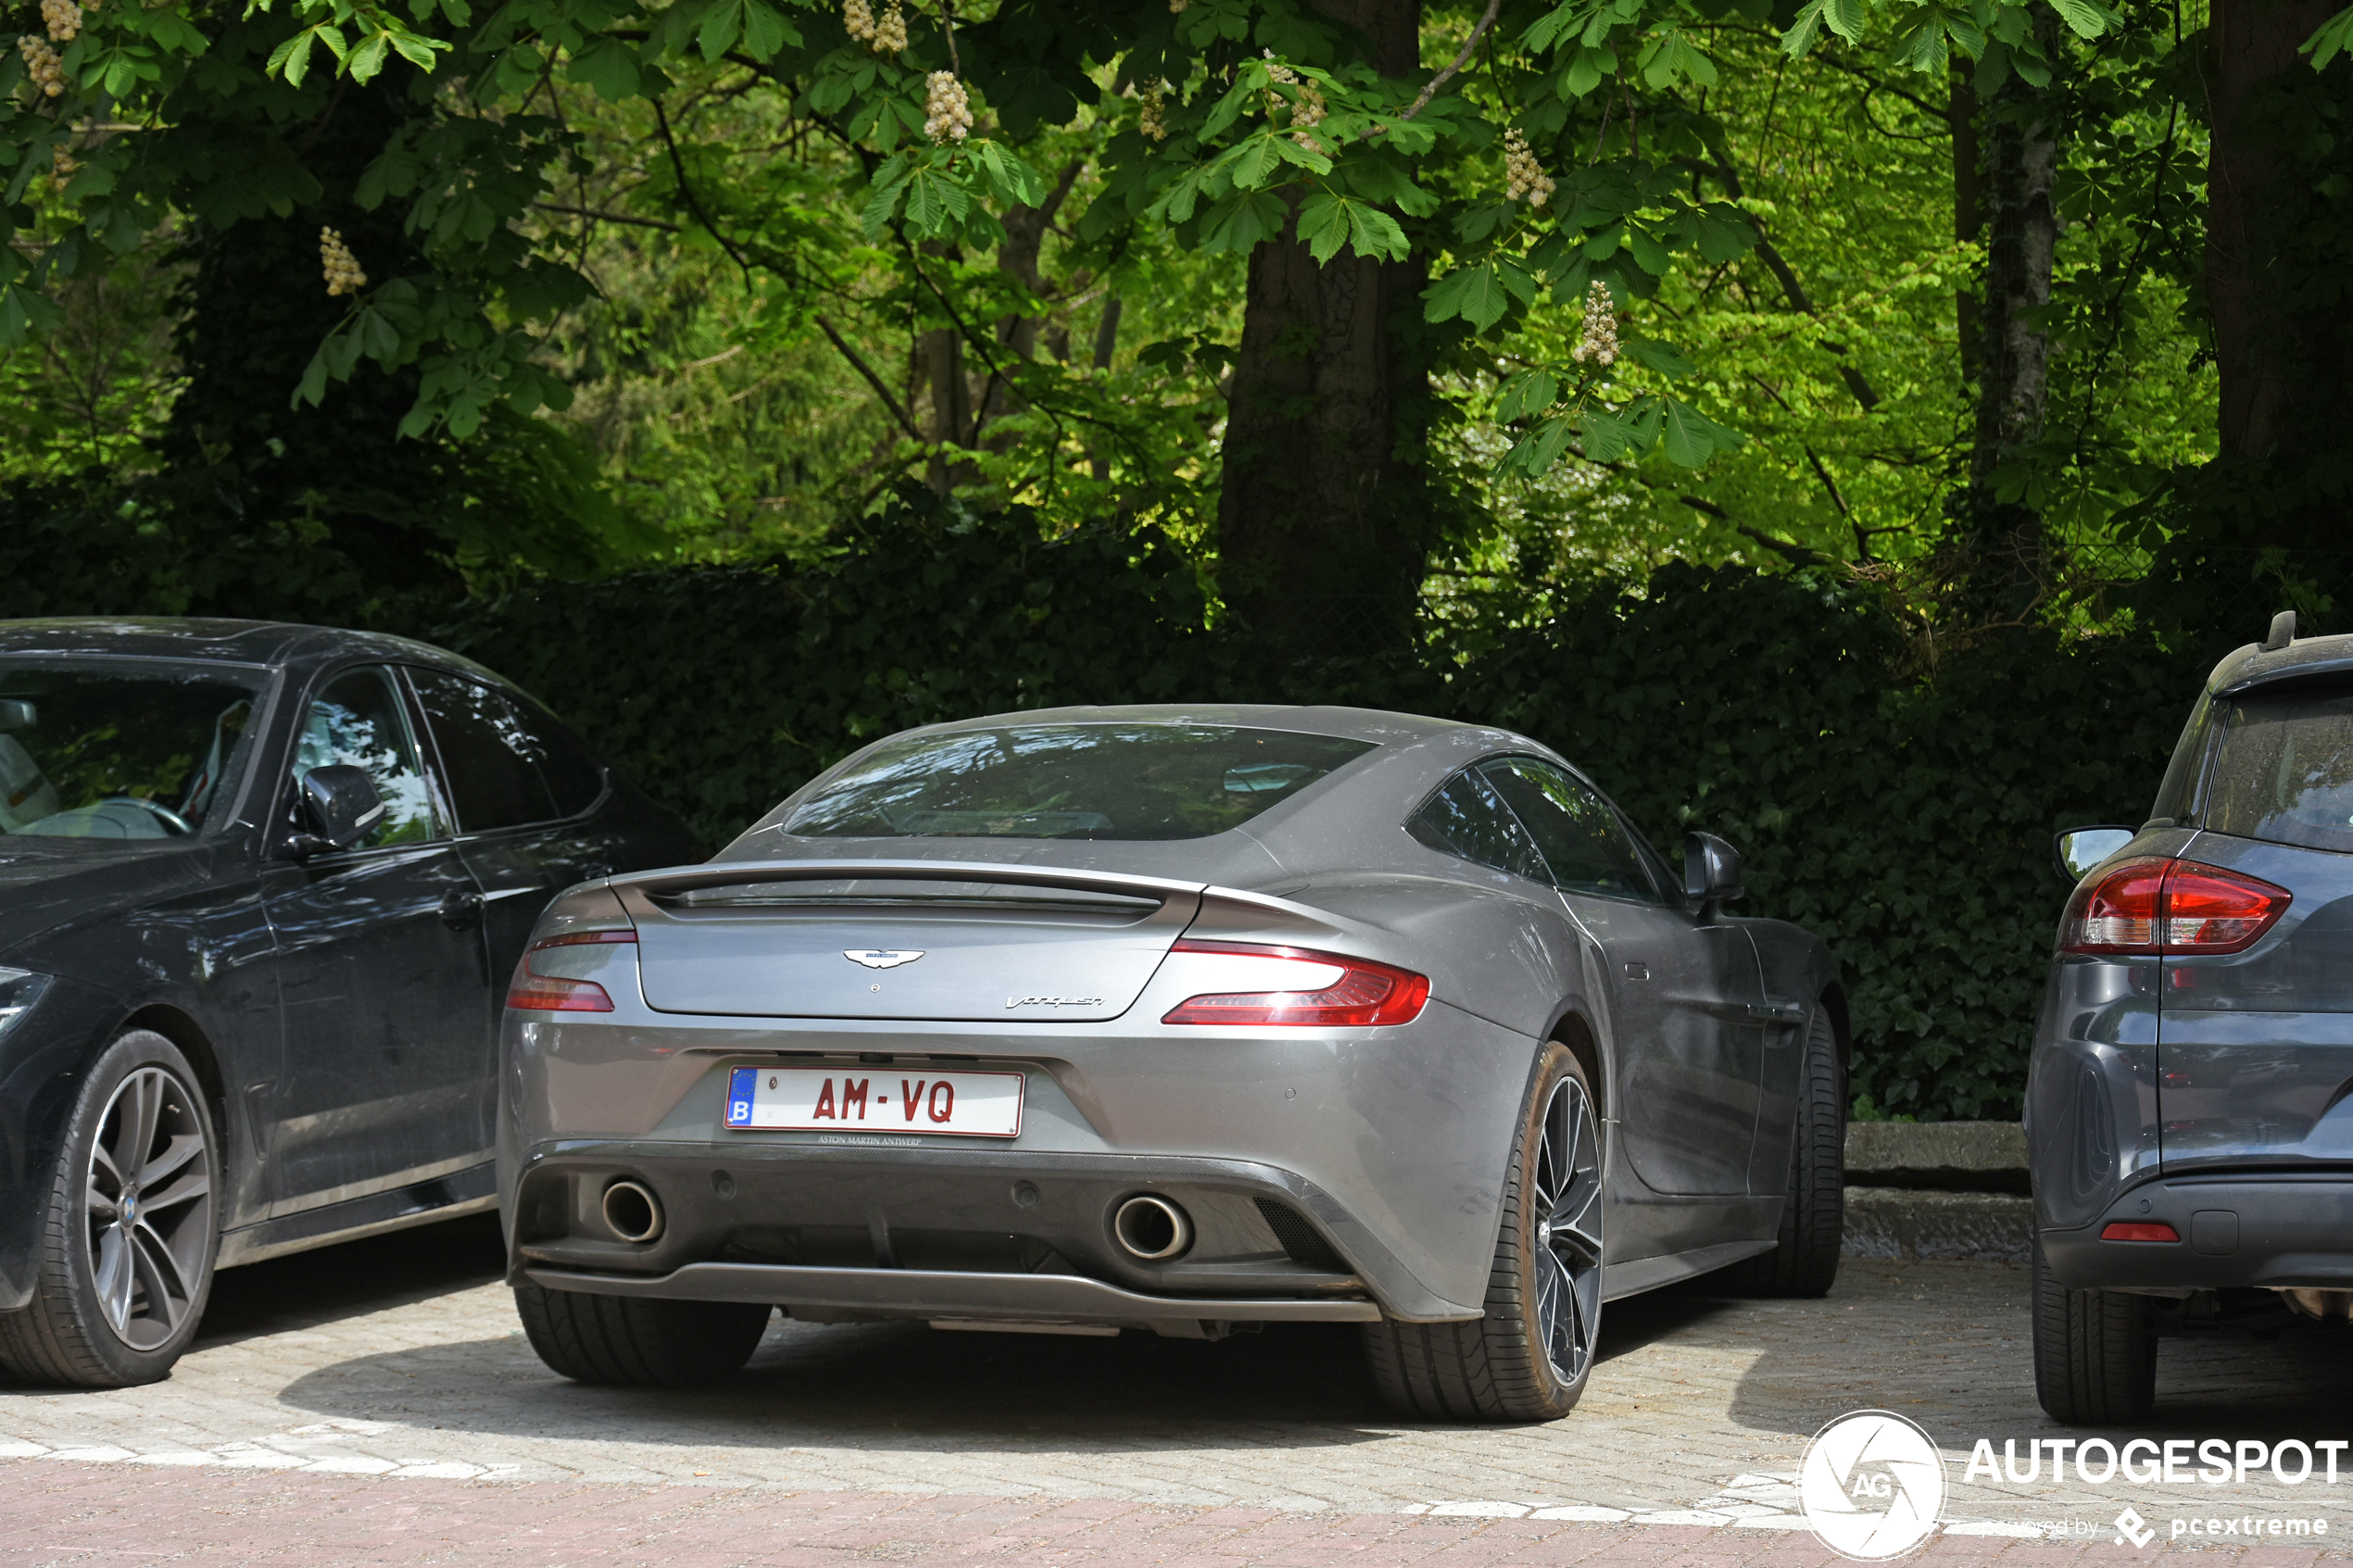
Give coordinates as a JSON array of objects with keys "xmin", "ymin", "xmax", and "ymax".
[
  {"xmin": 602, "ymin": 1179, "xmax": 664, "ymax": 1243},
  {"xmin": 1113, "ymin": 1195, "xmax": 1191, "ymax": 1261}
]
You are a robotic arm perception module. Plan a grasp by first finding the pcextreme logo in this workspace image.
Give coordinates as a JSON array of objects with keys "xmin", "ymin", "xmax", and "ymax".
[{"xmin": 1799, "ymin": 1411, "xmax": 1948, "ymax": 1560}]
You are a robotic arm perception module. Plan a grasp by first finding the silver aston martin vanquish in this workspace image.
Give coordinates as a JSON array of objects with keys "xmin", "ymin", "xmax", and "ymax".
[{"xmin": 497, "ymin": 706, "xmax": 1845, "ymax": 1421}]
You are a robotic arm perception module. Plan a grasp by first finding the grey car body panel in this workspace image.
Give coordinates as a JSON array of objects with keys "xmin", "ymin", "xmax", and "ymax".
[
  {"xmin": 2030, "ymin": 631, "xmax": 2353, "ymax": 1289},
  {"xmin": 501, "ymin": 704, "xmax": 1842, "ymax": 1327},
  {"xmin": 0, "ymin": 618, "xmax": 695, "ymax": 1311}
]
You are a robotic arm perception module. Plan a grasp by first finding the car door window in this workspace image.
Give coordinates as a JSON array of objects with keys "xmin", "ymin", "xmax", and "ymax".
[
  {"xmin": 1480, "ymin": 758, "xmax": 1659, "ymax": 902},
  {"xmin": 291, "ymin": 667, "xmax": 437, "ymax": 848},
  {"xmin": 1406, "ymin": 767, "xmax": 1550, "ymax": 884},
  {"xmin": 409, "ymin": 670, "xmax": 562, "ymax": 833}
]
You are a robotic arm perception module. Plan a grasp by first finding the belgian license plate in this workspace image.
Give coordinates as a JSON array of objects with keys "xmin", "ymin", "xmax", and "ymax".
[{"xmin": 724, "ymin": 1066, "xmax": 1025, "ymax": 1136}]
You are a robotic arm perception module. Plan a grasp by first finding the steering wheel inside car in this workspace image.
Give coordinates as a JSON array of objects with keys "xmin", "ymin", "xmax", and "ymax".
[{"xmin": 106, "ymin": 796, "xmax": 195, "ymax": 834}]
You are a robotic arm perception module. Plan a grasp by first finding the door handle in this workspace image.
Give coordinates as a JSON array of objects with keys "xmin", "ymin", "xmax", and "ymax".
[
  {"xmin": 439, "ymin": 889, "xmax": 484, "ymax": 929},
  {"xmin": 1749, "ymin": 1000, "xmax": 1809, "ymax": 1024}
]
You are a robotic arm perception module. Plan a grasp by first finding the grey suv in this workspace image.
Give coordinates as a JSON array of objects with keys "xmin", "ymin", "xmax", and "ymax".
[{"xmin": 2032, "ymin": 611, "xmax": 2353, "ymax": 1421}]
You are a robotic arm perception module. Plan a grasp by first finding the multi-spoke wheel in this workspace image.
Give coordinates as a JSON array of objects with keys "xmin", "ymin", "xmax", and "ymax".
[
  {"xmin": 0, "ymin": 1031, "xmax": 218, "ymax": 1387},
  {"xmin": 1529, "ymin": 1069, "xmax": 1604, "ymax": 1389},
  {"xmin": 1364, "ymin": 1043, "xmax": 1605, "ymax": 1422}
]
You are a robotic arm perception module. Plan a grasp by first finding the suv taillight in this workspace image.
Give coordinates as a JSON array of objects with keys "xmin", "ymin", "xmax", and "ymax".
[
  {"xmin": 2058, "ymin": 858, "xmax": 2290, "ymax": 956},
  {"xmin": 506, "ymin": 930, "xmax": 635, "ymax": 1012},
  {"xmin": 1161, "ymin": 939, "xmax": 1430, "ymax": 1026}
]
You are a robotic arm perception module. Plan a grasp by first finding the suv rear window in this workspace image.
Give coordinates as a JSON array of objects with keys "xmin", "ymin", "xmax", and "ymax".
[
  {"xmin": 2205, "ymin": 688, "xmax": 2353, "ymax": 852},
  {"xmin": 778, "ymin": 723, "xmax": 1375, "ymax": 841}
]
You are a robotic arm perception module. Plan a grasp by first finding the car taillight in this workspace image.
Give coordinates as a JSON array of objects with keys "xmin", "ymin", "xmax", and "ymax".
[
  {"xmin": 506, "ymin": 930, "xmax": 635, "ymax": 1012},
  {"xmin": 1161, "ymin": 938, "xmax": 1430, "ymax": 1027},
  {"xmin": 2057, "ymin": 858, "xmax": 2290, "ymax": 956}
]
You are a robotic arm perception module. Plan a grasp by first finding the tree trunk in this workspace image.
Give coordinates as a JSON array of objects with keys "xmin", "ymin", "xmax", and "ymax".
[
  {"xmin": 2207, "ymin": 0, "xmax": 2347, "ymax": 464},
  {"xmin": 1959, "ymin": 10, "xmax": 2060, "ymax": 615},
  {"xmin": 1214, "ymin": 0, "xmax": 1428, "ymax": 655},
  {"xmin": 2131, "ymin": 0, "xmax": 2353, "ymax": 642},
  {"xmin": 1950, "ymin": 63, "xmax": 1983, "ymax": 383}
]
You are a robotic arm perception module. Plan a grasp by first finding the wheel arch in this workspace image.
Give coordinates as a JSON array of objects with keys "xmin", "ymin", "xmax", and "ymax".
[
  {"xmin": 115, "ymin": 1003, "xmax": 229, "ymax": 1145},
  {"xmin": 1817, "ymin": 979, "xmax": 1853, "ymax": 1073}
]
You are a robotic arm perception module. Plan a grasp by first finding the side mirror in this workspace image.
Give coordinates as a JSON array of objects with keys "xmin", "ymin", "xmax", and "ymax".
[
  {"xmin": 2056, "ymin": 825, "xmax": 2135, "ymax": 881},
  {"xmin": 294, "ymin": 765, "xmax": 385, "ymax": 854},
  {"xmin": 1683, "ymin": 831, "xmax": 1745, "ymax": 916},
  {"xmin": 0, "ymin": 698, "xmax": 31, "ymax": 731}
]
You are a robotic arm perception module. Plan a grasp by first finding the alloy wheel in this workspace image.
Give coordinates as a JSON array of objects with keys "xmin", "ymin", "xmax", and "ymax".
[
  {"xmin": 1529, "ymin": 1072, "xmax": 1604, "ymax": 1386},
  {"xmin": 84, "ymin": 1066, "xmax": 213, "ymax": 1350}
]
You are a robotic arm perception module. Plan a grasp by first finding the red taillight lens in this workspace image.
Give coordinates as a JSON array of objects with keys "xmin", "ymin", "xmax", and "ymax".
[
  {"xmin": 2101, "ymin": 1221, "xmax": 2180, "ymax": 1242},
  {"xmin": 1161, "ymin": 938, "xmax": 1430, "ymax": 1027},
  {"xmin": 505, "ymin": 930, "xmax": 635, "ymax": 1012},
  {"xmin": 2162, "ymin": 863, "xmax": 2291, "ymax": 951},
  {"xmin": 2058, "ymin": 859, "xmax": 2289, "ymax": 957}
]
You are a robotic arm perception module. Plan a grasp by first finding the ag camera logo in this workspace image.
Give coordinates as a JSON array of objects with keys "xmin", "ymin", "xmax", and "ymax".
[{"xmin": 1800, "ymin": 1411, "xmax": 1948, "ymax": 1559}]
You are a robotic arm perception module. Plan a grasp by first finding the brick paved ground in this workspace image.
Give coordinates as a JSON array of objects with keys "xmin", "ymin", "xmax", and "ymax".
[{"xmin": 8, "ymin": 1218, "xmax": 2353, "ymax": 1562}]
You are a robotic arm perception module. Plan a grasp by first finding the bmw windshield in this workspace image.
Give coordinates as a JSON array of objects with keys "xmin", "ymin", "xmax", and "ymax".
[{"xmin": 0, "ymin": 659, "xmax": 267, "ymax": 842}]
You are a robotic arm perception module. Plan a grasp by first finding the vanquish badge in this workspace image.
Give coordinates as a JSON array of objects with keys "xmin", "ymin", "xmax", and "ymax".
[
  {"xmin": 1798, "ymin": 1410, "xmax": 1946, "ymax": 1560},
  {"xmin": 845, "ymin": 949, "xmax": 924, "ymax": 970}
]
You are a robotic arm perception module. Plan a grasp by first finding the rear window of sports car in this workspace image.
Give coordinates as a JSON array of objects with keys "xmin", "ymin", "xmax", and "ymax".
[{"xmin": 778, "ymin": 724, "xmax": 1376, "ymax": 841}]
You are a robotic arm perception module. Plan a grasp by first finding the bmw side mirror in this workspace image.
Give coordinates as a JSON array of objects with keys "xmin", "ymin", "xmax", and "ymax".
[
  {"xmin": 0, "ymin": 698, "xmax": 31, "ymax": 731},
  {"xmin": 2056, "ymin": 825, "xmax": 2135, "ymax": 881},
  {"xmin": 1683, "ymin": 831, "xmax": 1745, "ymax": 918},
  {"xmin": 293, "ymin": 765, "xmax": 385, "ymax": 855}
]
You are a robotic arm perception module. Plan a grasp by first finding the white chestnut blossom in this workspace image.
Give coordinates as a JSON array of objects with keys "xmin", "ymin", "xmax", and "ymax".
[
  {"xmin": 1570, "ymin": 279, "xmax": 1618, "ymax": 369},
  {"xmin": 320, "ymin": 226, "xmax": 369, "ymax": 296},
  {"xmin": 1504, "ymin": 129, "xmax": 1554, "ymax": 207},
  {"xmin": 18, "ymin": 35, "xmax": 66, "ymax": 97},
  {"xmin": 924, "ymin": 70, "xmax": 973, "ymax": 143}
]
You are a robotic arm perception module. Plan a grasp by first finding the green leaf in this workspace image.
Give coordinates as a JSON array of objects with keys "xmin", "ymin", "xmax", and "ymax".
[
  {"xmin": 1579, "ymin": 408, "xmax": 1636, "ymax": 462},
  {"xmin": 740, "ymin": 0, "xmax": 796, "ymax": 58},
  {"xmin": 1626, "ymin": 226, "xmax": 1669, "ymax": 275},
  {"xmin": 698, "ymin": 0, "xmax": 742, "ymax": 61},
  {"xmin": 1221, "ymin": 132, "xmax": 1283, "ymax": 190},
  {"xmin": 1496, "ymin": 368, "xmax": 1559, "ymax": 423},
  {"xmin": 568, "ymin": 37, "xmax": 641, "ymax": 101},
  {"xmin": 1502, "ymin": 413, "xmax": 1579, "ymax": 477},
  {"xmin": 2301, "ymin": 2, "xmax": 2353, "ymax": 66},
  {"xmin": 1199, "ymin": 188, "xmax": 1288, "ymax": 254},
  {"xmin": 1296, "ymin": 189, "xmax": 1352, "ymax": 264},
  {"xmin": 1346, "ymin": 203, "xmax": 1408, "ymax": 262},
  {"xmin": 1826, "ymin": 0, "xmax": 1865, "ymax": 40},
  {"xmin": 1624, "ymin": 336, "xmax": 1695, "ymax": 378},
  {"xmin": 1422, "ymin": 259, "xmax": 1535, "ymax": 331},
  {"xmin": 1659, "ymin": 397, "xmax": 1741, "ymax": 466},
  {"xmin": 347, "ymin": 31, "xmax": 389, "ymax": 82},
  {"xmin": 1780, "ymin": 0, "xmax": 1831, "ymax": 56},
  {"xmin": 2045, "ymin": 0, "xmax": 2116, "ymax": 39}
]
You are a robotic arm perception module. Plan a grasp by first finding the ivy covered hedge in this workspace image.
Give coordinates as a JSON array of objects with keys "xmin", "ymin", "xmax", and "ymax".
[{"xmin": 407, "ymin": 498, "xmax": 2208, "ymax": 1123}]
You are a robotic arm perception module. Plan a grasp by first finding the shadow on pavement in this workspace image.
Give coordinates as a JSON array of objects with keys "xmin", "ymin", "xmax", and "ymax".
[
  {"xmin": 194, "ymin": 1213, "xmax": 509, "ymax": 1347},
  {"xmin": 1723, "ymin": 1257, "xmax": 2353, "ymax": 1448},
  {"xmin": 256, "ymin": 1242, "xmax": 1743, "ymax": 1445}
]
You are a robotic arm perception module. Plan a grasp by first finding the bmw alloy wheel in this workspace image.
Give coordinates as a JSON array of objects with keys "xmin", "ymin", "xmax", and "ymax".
[{"xmin": 84, "ymin": 1065, "xmax": 214, "ymax": 1351}]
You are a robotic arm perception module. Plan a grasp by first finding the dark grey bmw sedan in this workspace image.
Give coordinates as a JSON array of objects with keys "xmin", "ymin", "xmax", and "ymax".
[
  {"xmin": 2033, "ymin": 613, "xmax": 2353, "ymax": 1421},
  {"xmin": 0, "ymin": 619, "xmax": 694, "ymax": 1388}
]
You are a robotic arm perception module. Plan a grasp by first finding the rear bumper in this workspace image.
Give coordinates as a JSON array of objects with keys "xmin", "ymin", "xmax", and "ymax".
[
  {"xmin": 2042, "ymin": 1172, "xmax": 2353, "ymax": 1291},
  {"xmin": 521, "ymin": 1261, "xmax": 1382, "ymax": 1338},
  {"xmin": 506, "ymin": 1138, "xmax": 1475, "ymax": 1323}
]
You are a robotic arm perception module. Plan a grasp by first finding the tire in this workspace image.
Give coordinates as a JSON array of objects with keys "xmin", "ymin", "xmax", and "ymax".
[
  {"xmin": 514, "ymin": 1278, "xmax": 771, "ymax": 1387},
  {"xmin": 2032, "ymin": 1234, "xmax": 2156, "ymax": 1423},
  {"xmin": 0, "ymin": 1030, "xmax": 219, "ymax": 1388},
  {"xmin": 1728, "ymin": 1004, "xmax": 1845, "ymax": 1298},
  {"xmin": 1364, "ymin": 1043, "xmax": 1603, "ymax": 1423}
]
